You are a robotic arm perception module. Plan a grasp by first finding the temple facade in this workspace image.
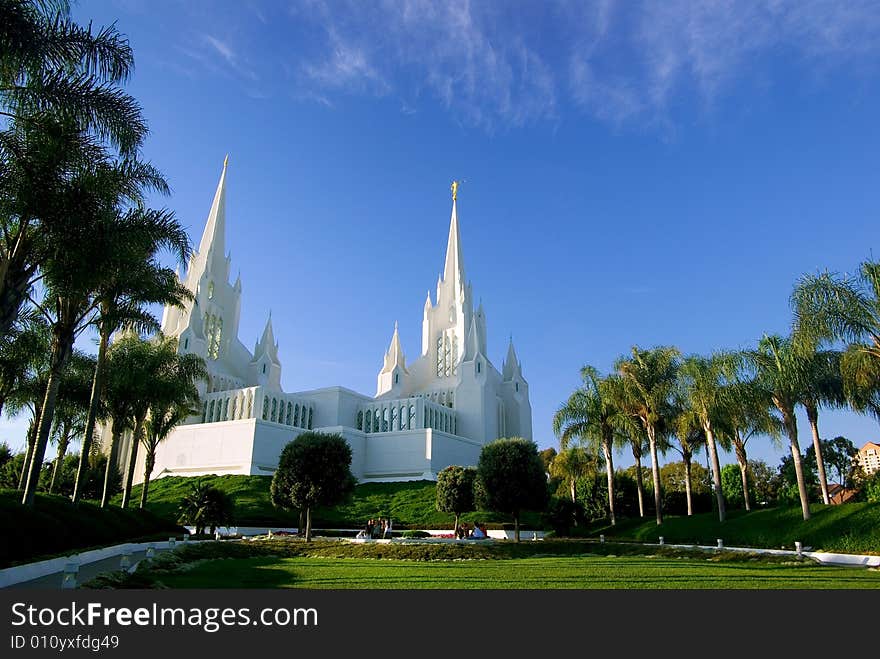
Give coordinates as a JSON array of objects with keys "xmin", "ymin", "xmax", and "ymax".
[{"xmin": 115, "ymin": 160, "xmax": 532, "ymax": 484}]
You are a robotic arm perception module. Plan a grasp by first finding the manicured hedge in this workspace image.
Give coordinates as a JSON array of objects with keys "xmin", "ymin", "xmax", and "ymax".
[{"xmin": 0, "ymin": 489, "xmax": 185, "ymax": 568}]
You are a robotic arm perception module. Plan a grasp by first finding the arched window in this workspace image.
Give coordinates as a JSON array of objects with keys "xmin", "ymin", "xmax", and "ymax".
[
  {"xmin": 308, "ymin": 408, "xmax": 313, "ymax": 429},
  {"xmin": 451, "ymin": 336, "xmax": 458, "ymax": 375},
  {"xmin": 208, "ymin": 281, "xmax": 215, "ymax": 299},
  {"xmin": 202, "ymin": 401, "xmax": 208, "ymax": 423},
  {"xmin": 286, "ymin": 402, "xmax": 292, "ymax": 425},
  {"xmin": 436, "ymin": 336, "xmax": 444, "ymax": 377},
  {"xmin": 246, "ymin": 391, "xmax": 253, "ymax": 417},
  {"xmin": 262, "ymin": 363, "xmax": 266, "ymax": 375},
  {"xmin": 400, "ymin": 406, "xmax": 406, "ymax": 430},
  {"xmin": 444, "ymin": 336, "xmax": 451, "ymax": 377},
  {"xmin": 516, "ymin": 382, "xmax": 519, "ymax": 392},
  {"xmin": 294, "ymin": 403, "xmax": 300, "ymax": 427},
  {"xmin": 477, "ymin": 361, "xmax": 481, "ymax": 374},
  {"xmin": 208, "ymin": 400, "xmax": 215, "ymax": 422},
  {"xmin": 357, "ymin": 411, "xmax": 363, "ymax": 431},
  {"xmin": 391, "ymin": 406, "xmax": 398, "ymax": 431},
  {"xmin": 271, "ymin": 398, "xmax": 277, "ymax": 422},
  {"xmin": 409, "ymin": 405, "xmax": 416, "ymax": 429},
  {"xmin": 394, "ymin": 373, "xmax": 399, "ymax": 384},
  {"xmin": 262, "ymin": 397, "xmax": 269, "ymax": 420},
  {"xmin": 183, "ymin": 337, "xmax": 189, "ymax": 351},
  {"xmin": 374, "ymin": 409, "xmax": 381, "ymax": 433},
  {"xmin": 382, "ymin": 408, "xmax": 389, "ymax": 432}
]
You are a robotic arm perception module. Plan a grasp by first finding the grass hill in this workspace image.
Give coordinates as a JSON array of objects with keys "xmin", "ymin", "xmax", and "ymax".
[
  {"xmin": 0, "ymin": 489, "xmax": 184, "ymax": 568},
  {"xmin": 121, "ymin": 475, "xmax": 543, "ymax": 529},
  {"xmin": 588, "ymin": 503, "xmax": 880, "ymax": 555}
]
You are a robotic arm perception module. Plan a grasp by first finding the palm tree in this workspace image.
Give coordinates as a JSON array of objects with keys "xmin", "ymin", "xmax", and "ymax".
[
  {"xmin": 549, "ymin": 446, "xmax": 596, "ymax": 505},
  {"xmin": 624, "ymin": 425, "xmax": 649, "ymax": 518},
  {"xmin": 797, "ymin": 348, "xmax": 845, "ymax": 505},
  {"xmin": 1, "ymin": 0, "xmax": 147, "ymax": 339},
  {"xmin": 717, "ymin": 376, "xmax": 781, "ymax": 512},
  {"xmin": 668, "ymin": 393, "xmax": 706, "ymax": 516},
  {"xmin": 747, "ymin": 334, "xmax": 812, "ymax": 520},
  {"xmin": 20, "ymin": 156, "xmax": 173, "ymax": 507},
  {"xmin": 99, "ymin": 331, "xmax": 151, "ymax": 507},
  {"xmin": 177, "ymin": 479, "xmax": 234, "ymax": 536},
  {"xmin": 0, "ymin": 1, "xmax": 145, "ymax": 154},
  {"xmin": 47, "ymin": 351, "xmax": 93, "ymax": 493},
  {"xmin": 552, "ymin": 367, "xmax": 629, "ymax": 525},
  {"xmin": 138, "ymin": 337, "xmax": 206, "ymax": 509},
  {"xmin": 71, "ymin": 205, "xmax": 190, "ymax": 503},
  {"xmin": 0, "ymin": 315, "xmax": 49, "ymax": 417},
  {"xmin": 792, "ymin": 260, "xmax": 880, "ymax": 418},
  {"xmin": 677, "ymin": 354, "xmax": 737, "ymax": 522},
  {"xmin": 615, "ymin": 346, "xmax": 680, "ymax": 525}
]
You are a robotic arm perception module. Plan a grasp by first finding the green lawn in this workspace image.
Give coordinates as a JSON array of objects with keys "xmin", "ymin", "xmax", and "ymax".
[
  {"xmin": 103, "ymin": 554, "xmax": 880, "ymax": 590},
  {"xmin": 588, "ymin": 503, "xmax": 880, "ymax": 555},
  {"xmin": 82, "ymin": 538, "xmax": 880, "ymax": 590},
  {"xmin": 121, "ymin": 475, "xmax": 542, "ymax": 529}
]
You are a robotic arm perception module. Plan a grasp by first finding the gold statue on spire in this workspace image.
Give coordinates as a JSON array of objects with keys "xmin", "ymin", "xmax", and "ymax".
[
  {"xmin": 224, "ymin": 154, "xmax": 229, "ymax": 169},
  {"xmin": 451, "ymin": 180, "xmax": 459, "ymax": 202}
]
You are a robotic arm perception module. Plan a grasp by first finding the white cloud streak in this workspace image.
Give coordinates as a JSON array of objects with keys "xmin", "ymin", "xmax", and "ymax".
[{"xmin": 177, "ymin": 1, "xmax": 880, "ymax": 130}]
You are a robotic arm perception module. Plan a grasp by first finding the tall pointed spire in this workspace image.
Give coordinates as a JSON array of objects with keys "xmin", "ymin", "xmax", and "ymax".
[
  {"xmin": 196, "ymin": 156, "xmax": 229, "ymax": 274},
  {"xmin": 443, "ymin": 186, "xmax": 465, "ymax": 291},
  {"xmin": 503, "ymin": 337, "xmax": 521, "ymax": 381},
  {"xmin": 255, "ymin": 311, "xmax": 278, "ymax": 362},
  {"xmin": 382, "ymin": 321, "xmax": 406, "ymax": 373}
]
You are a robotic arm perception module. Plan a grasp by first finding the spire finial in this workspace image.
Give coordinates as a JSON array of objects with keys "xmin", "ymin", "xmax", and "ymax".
[
  {"xmin": 451, "ymin": 180, "xmax": 459, "ymax": 202},
  {"xmin": 224, "ymin": 153, "xmax": 229, "ymax": 169}
]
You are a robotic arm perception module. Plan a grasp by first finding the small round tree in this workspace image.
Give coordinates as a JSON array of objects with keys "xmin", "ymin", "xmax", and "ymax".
[
  {"xmin": 435, "ymin": 465, "xmax": 476, "ymax": 537},
  {"xmin": 270, "ymin": 431, "xmax": 356, "ymax": 541},
  {"xmin": 475, "ymin": 437, "xmax": 549, "ymax": 542}
]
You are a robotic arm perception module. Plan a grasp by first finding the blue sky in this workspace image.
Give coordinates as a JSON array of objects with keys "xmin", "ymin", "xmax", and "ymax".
[{"xmin": 4, "ymin": 0, "xmax": 880, "ymax": 473}]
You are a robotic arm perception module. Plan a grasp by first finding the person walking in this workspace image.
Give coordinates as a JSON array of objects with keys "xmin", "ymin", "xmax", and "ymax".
[{"xmin": 383, "ymin": 517, "xmax": 392, "ymax": 539}]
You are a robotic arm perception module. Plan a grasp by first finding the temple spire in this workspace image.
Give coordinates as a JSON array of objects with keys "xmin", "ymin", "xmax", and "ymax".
[
  {"xmin": 503, "ymin": 336, "xmax": 521, "ymax": 381},
  {"xmin": 382, "ymin": 321, "xmax": 406, "ymax": 373},
  {"xmin": 196, "ymin": 157, "xmax": 229, "ymax": 275},
  {"xmin": 443, "ymin": 183, "xmax": 465, "ymax": 291}
]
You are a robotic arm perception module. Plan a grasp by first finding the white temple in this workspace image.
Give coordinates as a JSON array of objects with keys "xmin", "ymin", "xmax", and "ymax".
[{"xmin": 118, "ymin": 159, "xmax": 532, "ymax": 484}]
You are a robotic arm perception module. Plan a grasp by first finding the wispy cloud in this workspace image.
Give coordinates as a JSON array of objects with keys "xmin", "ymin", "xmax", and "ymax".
[
  {"xmin": 288, "ymin": 0, "xmax": 880, "ymax": 130},
  {"xmin": 170, "ymin": 1, "xmax": 880, "ymax": 131}
]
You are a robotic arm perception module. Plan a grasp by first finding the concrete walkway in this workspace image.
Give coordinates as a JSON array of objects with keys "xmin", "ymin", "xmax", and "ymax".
[{"xmin": 1, "ymin": 538, "xmax": 201, "ymax": 590}]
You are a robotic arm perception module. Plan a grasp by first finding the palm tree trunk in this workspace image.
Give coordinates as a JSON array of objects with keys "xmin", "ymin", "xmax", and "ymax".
[
  {"xmin": 73, "ymin": 325, "xmax": 109, "ymax": 504},
  {"xmin": 633, "ymin": 448, "xmax": 645, "ymax": 518},
  {"xmin": 100, "ymin": 426, "xmax": 123, "ymax": 508},
  {"xmin": 139, "ymin": 451, "xmax": 155, "ymax": 509},
  {"xmin": 646, "ymin": 424, "xmax": 663, "ymax": 525},
  {"xmin": 602, "ymin": 436, "xmax": 616, "ymax": 526},
  {"xmin": 733, "ymin": 435, "xmax": 751, "ymax": 511},
  {"xmin": 305, "ymin": 506, "xmax": 312, "ymax": 542},
  {"xmin": 705, "ymin": 426, "xmax": 726, "ymax": 522},
  {"xmin": 806, "ymin": 405, "xmax": 830, "ymax": 505},
  {"xmin": 121, "ymin": 416, "xmax": 146, "ymax": 509},
  {"xmin": 21, "ymin": 332, "xmax": 72, "ymax": 506},
  {"xmin": 0, "ymin": 255, "xmax": 35, "ymax": 341},
  {"xmin": 18, "ymin": 419, "xmax": 38, "ymax": 490},
  {"xmin": 49, "ymin": 433, "xmax": 70, "ymax": 494},
  {"xmin": 454, "ymin": 512, "xmax": 460, "ymax": 538},
  {"xmin": 514, "ymin": 513, "xmax": 520, "ymax": 543},
  {"xmin": 683, "ymin": 455, "xmax": 694, "ymax": 516},
  {"xmin": 783, "ymin": 410, "xmax": 811, "ymax": 520},
  {"xmin": 569, "ymin": 478, "xmax": 576, "ymax": 503}
]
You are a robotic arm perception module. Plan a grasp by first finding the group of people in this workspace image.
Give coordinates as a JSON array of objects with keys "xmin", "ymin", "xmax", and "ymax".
[
  {"xmin": 456, "ymin": 521, "xmax": 488, "ymax": 540},
  {"xmin": 357, "ymin": 517, "xmax": 392, "ymax": 540}
]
